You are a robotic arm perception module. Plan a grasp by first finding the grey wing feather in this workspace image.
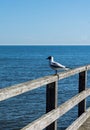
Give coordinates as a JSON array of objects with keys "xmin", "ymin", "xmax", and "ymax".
[{"xmin": 51, "ymin": 62, "xmax": 65, "ymax": 68}]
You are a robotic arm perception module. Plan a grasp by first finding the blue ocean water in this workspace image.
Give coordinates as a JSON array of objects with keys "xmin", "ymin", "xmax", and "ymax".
[{"xmin": 0, "ymin": 45, "xmax": 90, "ymax": 130}]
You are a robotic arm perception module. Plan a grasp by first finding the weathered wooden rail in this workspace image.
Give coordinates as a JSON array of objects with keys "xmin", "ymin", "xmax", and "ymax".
[{"xmin": 0, "ymin": 65, "xmax": 90, "ymax": 130}]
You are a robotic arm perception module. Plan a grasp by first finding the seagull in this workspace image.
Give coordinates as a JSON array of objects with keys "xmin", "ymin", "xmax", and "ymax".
[{"xmin": 47, "ymin": 56, "xmax": 69, "ymax": 74}]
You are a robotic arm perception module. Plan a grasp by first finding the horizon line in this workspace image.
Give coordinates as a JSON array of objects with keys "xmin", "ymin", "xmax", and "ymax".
[{"xmin": 0, "ymin": 44, "xmax": 90, "ymax": 46}]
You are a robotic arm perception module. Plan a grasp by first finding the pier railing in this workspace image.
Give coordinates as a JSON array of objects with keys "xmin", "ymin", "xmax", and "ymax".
[{"xmin": 0, "ymin": 65, "xmax": 90, "ymax": 130}]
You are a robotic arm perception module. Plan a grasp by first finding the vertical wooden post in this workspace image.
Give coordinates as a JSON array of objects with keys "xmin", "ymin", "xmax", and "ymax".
[
  {"xmin": 78, "ymin": 71, "xmax": 87, "ymax": 117},
  {"xmin": 46, "ymin": 81, "xmax": 58, "ymax": 130}
]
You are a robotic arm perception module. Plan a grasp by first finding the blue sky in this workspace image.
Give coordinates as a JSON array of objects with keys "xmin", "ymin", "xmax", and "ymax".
[{"xmin": 0, "ymin": 0, "xmax": 90, "ymax": 45}]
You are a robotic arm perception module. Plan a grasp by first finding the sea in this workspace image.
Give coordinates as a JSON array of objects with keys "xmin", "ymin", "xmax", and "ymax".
[{"xmin": 0, "ymin": 45, "xmax": 90, "ymax": 130}]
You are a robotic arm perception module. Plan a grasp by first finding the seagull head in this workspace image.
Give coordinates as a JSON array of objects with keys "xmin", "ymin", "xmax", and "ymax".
[
  {"xmin": 47, "ymin": 56, "xmax": 54, "ymax": 61},
  {"xmin": 47, "ymin": 56, "xmax": 52, "ymax": 60}
]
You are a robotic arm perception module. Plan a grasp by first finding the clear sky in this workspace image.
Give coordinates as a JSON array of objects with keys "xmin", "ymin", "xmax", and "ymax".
[{"xmin": 0, "ymin": 0, "xmax": 90, "ymax": 45}]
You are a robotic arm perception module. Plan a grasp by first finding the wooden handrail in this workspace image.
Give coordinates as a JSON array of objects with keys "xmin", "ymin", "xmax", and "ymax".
[
  {"xmin": 0, "ymin": 65, "xmax": 90, "ymax": 130},
  {"xmin": 21, "ymin": 89, "xmax": 90, "ymax": 130},
  {"xmin": 66, "ymin": 107, "xmax": 90, "ymax": 130},
  {"xmin": 0, "ymin": 65, "xmax": 90, "ymax": 101}
]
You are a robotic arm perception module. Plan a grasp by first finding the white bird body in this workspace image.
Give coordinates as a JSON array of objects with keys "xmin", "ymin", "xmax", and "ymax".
[{"xmin": 47, "ymin": 56, "xmax": 69, "ymax": 74}]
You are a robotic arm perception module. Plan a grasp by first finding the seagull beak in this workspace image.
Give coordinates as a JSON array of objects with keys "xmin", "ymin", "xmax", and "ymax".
[{"xmin": 46, "ymin": 57, "xmax": 49, "ymax": 60}]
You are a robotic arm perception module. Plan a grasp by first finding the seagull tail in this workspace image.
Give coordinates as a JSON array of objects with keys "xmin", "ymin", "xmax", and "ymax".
[{"xmin": 65, "ymin": 67, "xmax": 70, "ymax": 71}]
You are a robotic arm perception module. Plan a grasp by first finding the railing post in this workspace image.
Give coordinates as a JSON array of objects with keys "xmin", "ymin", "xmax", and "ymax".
[
  {"xmin": 78, "ymin": 70, "xmax": 87, "ymax": 116},
  {"xmin": 46, "ymin": 81, "xmax": 58, "ymax": 130}
]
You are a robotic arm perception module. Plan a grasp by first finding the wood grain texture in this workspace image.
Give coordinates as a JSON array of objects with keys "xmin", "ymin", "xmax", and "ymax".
[
  {"xmin": 21, "ymin": 89, "xmax": 90, "ymax": 130},
  {"xmin": 66, "ymin": 107, "xmax": 90, "ymax": 130},
  {"xmin": 0, "ymin": 65, "xmax": 90, "ymax": 101}
]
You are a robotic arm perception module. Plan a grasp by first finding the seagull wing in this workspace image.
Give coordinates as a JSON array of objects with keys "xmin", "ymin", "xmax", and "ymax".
[{"xmin": 51, "ymin": 61, "xmax": 66, "ymax": 69}]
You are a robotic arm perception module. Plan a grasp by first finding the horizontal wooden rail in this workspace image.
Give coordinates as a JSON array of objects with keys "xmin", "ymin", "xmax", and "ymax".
[
  {"xmin": 21, "ymin": 88, "xmax": 90, "ymax": 130},
  {"xmin": 65, "ymin": 107, "xmax": 90, "ymax": 130},
  {"xmin": 0, "ymin": 65, "xmax": 90, "ymax": 130},
  {"xmin": 0, "ymin": 65, "xmax": 90, "ymax": 102}
]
